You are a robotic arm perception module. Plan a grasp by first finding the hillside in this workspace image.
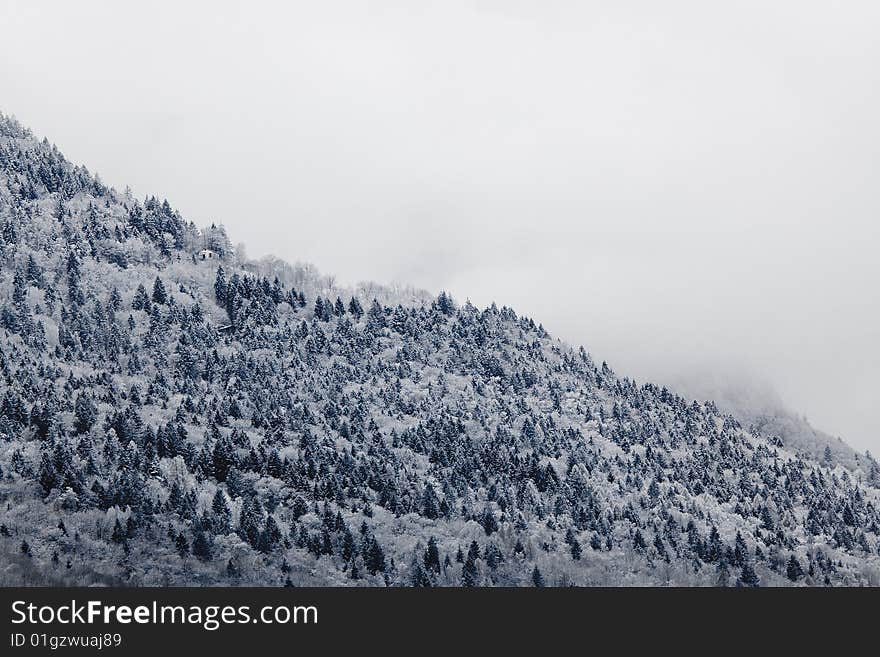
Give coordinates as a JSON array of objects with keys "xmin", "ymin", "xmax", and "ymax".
[
  {"xmin": 1, "ymin": 114, "xmax": 879, "ymax": 587},
  {"xmin": 668, "ymin": 372, "xmax": 867, "ymax": 473}
]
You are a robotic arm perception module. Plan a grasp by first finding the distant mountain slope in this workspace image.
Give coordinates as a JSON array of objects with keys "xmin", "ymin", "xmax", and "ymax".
[
  {"xmin": 667, "ymin": 372, "xmax": 867, "ymax": 473},
  {"xmin": 1, "ymin": 114, "xmax": 878, "ymax": 586}
]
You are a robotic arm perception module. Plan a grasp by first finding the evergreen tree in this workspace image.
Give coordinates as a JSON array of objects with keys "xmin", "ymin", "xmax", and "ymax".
[
  {"xmin": 365, "ymin": 536, "xmax": 386, "ymax": 575},
  {"xmin": 26, "ymin": 254, "xmax": 44, "ymax": 288},
  {"xmin": 214, "ymin": 266, "xmax": 227, "ymax": 305},
  {"xmin": 421, "ymin": 484, "xmax": 440, "ymax": 519},
  {"xmin": 531, "ymin": 565, "xmax": 545, "ymax": 587},
  {"xmin": 314, "ymin": 297, "xmax": 327, "ymax": 321},
  {"xmin": 74, "ymin": 393, "xmax": 98, "ymax": 434},
  {"xmin": 738, "ymin": 560, "xmax": 760, "ymax": 587},
  {"xmin": 212, "ymin": 438, "xmax": 234, "ymax": 482},
  {"xmin": 462, "ymin": 551, "xmax": 479, "ymax": 587},
  {"xmin": 411, "ymin": 560, "xmax": 433, "ymax": 587},
  {"xmin": 238, "ymin": 496, "xmax": 264, "ymax": 548},
  {"xmin": 192, "ymin": 529, "xmax": 213, "ymax": 561},
  {"xmin": 210, "ymin": 489, "xmax": 231, "ymax": 534},
  {"xmin": 366, "ymin": 299, "xmax": 386, "ymax": 330},
  {"xmin": 111, "ymin": 518, "xmax": 127, "ymax": 544},
  {"xmin": 175, "ymin": 532, "xmax": 189, "ymax": 557},
  {"xmin": 348, "ymin": 297, "xmax": 363, "ymax": 320},
  {"xmin": 734, "ymin": 532, "xmax": 748, "ymax": 567},
  {"xmin": 633, "ymin": 529, "xmax": 647, "ymax": 554},
  {"xmin": 786, "ymin": 555, "xmax": 804, "ymax": 582},
  {"xmin": 132, "ymin": 283, "xmax": 150, "ymax": 311},
  {"xmin": 424, "ymin": 537, "xmax": 441, "ymax": 574},
  {"xmin": 436, "ymin": 291, "xmax": 455, "ymax": 315},
  {"xmin": 66, "ymin": 251, "xmax": 83, "ymax": 303},
  {"xmin": 485, "ymin": 543, "xmax": 504, "ymax": 570},
  {"xmin": 258, "ymin": 515, "xmax": 282, "ymax": 553},
  {"xmin": 481, "ymin": 507, "xmax": 498, "ymax": 535},
  {"xmin": 38, "ymin": 452, "xmax": 60, "ymax": 495},
  {"xmin": 152, "ymin": 277, "xmax": 168, "ymax": 305}
]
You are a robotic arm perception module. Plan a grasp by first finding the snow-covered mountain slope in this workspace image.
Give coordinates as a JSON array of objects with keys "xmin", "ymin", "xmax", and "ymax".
[
  {"xmin": 0, "ymin": 114, "xmax": 878, "ymax": 586},
  {"xmin": 668, "ymin": 373, "xmax": 866, "ymax": 474}
]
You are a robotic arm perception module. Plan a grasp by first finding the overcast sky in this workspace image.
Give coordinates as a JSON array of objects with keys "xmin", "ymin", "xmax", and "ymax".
[{"xmin": 2, "ymin": 1, "xmax": 877, "ymax": 452}]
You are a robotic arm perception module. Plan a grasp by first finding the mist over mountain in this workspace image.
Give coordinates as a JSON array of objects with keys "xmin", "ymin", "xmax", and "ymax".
[
  {"xmin": 664, "ymin": 370, "xmax": 865, "ymax": 473},
  {"xmin": 1, "ymin": 115, "xmax": 878, "ymax": 586}
]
